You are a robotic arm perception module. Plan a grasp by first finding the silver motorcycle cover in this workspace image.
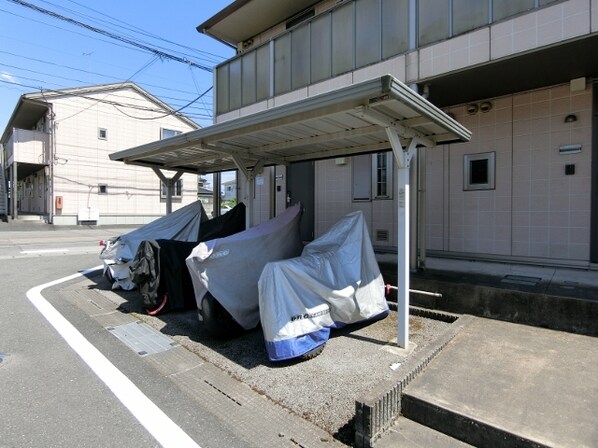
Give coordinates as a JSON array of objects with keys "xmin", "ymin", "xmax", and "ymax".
[
  {"xmin": 186, "ymin": 204, "xmax": 303, "ymax": 330},
  {"xmin": 258, "ymin": 211, "xmax": 388, "ymax": 361}
]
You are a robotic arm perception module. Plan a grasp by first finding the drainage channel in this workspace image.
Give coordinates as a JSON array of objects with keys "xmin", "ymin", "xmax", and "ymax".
[{"xmin": 500, "ymin": 274, "xmax": 542, "ymax": 286}]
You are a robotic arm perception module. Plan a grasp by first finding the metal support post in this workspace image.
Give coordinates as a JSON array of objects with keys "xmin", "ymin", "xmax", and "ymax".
[
  {"xmin": 152, "ymin": 168, "xmax": 183, "ymax": 214},
  {"xmin": 387, "ymin": 128, "xmax": 418, "ymax": 349},
  {"xmin": 230, "ymin": 154, "xmax": 253, "ymax": 228},
  {"xmin": 12, "ymin": 161, "xmax": 17, "ymax": 220},
  {"xmin": 396, "ymin": 164, "xmax": 410, "ymax": 348}
]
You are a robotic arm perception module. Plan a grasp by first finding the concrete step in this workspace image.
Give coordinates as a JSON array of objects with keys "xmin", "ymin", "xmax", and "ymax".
[
  {"xmin": 375, "ymin": 417, "xmax": 473, "ymax": 447},
  {"xmin": 12, "ymin": 214, "xmax": 46, "ymax": 221},
  {"xmin": 400, "ymin": 394, "xmax": 543, "ymax": 447},
  {"xmin": 399, "ymin": 317, "xmax": 598, "ymax": 448}
]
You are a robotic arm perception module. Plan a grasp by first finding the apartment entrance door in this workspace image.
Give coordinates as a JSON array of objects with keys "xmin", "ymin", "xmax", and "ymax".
[
  {"xmin": 286, "ymin": 160, "xmax": 314, "ymax": 242},
  {"xmin": 591, "ymin": 85, "xmax": 598, "ymax": 262}
]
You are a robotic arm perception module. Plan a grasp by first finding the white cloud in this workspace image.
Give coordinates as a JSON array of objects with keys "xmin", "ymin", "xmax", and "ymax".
[{"xmin": 0, "ymin": 71, "xmax": 18, "ymax": 84}]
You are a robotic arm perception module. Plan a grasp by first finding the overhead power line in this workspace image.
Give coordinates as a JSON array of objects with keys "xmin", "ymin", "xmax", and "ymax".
[
  {"xmin": 54, "ymin": 0, "xmax": 225, "ymax": 63},
  {"xmin": 0, "ymin": 48, "xmax": 213, "ymax": 99},
  {"xmin": 0, "ymin": 78, "xmax": 213, "ymax": 122},
  {"xmin": 0, "ymin": 59, "xmax": 214, "ymax": 114},
  {"xmin": 6, "ymin": 0, "xmax": 214, "ymax": 73},
  {"xmin": 111, "ymin": 86, "xmax": 213, "ymax": 121}
]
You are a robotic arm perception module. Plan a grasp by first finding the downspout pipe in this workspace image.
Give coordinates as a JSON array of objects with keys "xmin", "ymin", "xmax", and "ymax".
[
  {"xmin": 47, "ymin": 105, "xmax": 55, "ymax": 224},
  {"xmin": 0, "ymin": 143, "xmax": 7, "ymax": 221}
]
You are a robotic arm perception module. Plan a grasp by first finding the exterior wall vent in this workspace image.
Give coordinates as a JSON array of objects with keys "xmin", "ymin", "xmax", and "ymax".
[
  {"xmin": 376, "ymin": 229, "xmax": 389, "ymax": 242},
  {"xmin": 286, "ymin": 8, "xmax": 315, "ymax": 29}
]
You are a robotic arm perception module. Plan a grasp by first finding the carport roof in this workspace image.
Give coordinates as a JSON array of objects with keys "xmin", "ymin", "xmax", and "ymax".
[{"xmin": 109, "ymin": 75, "xmax": 471, "ymax": 175}]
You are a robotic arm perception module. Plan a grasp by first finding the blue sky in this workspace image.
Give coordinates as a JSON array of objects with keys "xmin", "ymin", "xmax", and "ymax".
[{"xmin": 0, "ymin": 0, "xmax": 236, "ymax": 130}]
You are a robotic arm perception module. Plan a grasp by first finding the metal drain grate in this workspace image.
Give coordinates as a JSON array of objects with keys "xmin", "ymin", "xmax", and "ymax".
[
  {"xmin": 500, "ymin": 275, "xmax": 542, "ymax": 286},
  {"xmin": 107, "ymin": 321, "xmax": 177, "ymax": 357}
]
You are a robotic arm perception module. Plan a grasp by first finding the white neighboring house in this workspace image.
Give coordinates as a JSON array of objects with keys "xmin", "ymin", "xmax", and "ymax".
[
  {"xmin": 1, "ymin": 82, "xmax": 199, "ymax": 225},
  {"xmin": 222, "ymin": 178, "xmax": 237, "ymax": 202}
]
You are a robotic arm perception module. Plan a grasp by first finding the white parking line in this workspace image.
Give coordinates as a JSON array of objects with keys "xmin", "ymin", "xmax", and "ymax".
[
  {"xmin": 26, "ymin": 266, "xmax": 201, "ymax": 448},
  {"xmin": 21, "ymin": 248, "xmax": 69, "ymax": 254}
]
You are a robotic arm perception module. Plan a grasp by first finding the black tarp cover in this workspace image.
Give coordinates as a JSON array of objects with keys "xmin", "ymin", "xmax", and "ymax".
[{"xmin": 130, "ymin": 203, "xmax": 246, "ymax": 312}]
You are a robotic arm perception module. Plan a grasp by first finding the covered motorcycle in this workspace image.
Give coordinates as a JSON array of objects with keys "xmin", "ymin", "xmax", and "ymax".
[
  {"xmin": 129, "ymin": 203, "xmax": 246, "ymax": 315},
  {"xmin": 100, "ymin": 200, "xmax": 208, "ymax": 290},
  {"xmin": 258, "ymin": 210, "xmax": 388, "ymax": 362},
  {"xmin": 186, "ymin": 204, "xmax": 303, "ymax": 336}
]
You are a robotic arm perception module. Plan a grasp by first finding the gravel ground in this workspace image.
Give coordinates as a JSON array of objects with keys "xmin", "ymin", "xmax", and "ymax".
[{"xmin": 111, "ymin": 287, "xmax": 452, "ymax": 446}]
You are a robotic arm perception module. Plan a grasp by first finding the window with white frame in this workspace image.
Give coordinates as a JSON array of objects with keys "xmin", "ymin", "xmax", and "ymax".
[
  {"xmin": 161, "ymin": 128, "xmax": 182, "ymax": 139},
  {"xmin": 98, "ymin": 128, "xmax": 107, "ymax": 140},
  {"xmin": 463, "ymin": 152, "xmax": 495, "ymax": 191},
  {"xmin": 373, "ymin": 152, "xmax": 393, "ymax": 199},
  {"xmin": 352, "ymin": 151, "xmax": 393, "ymax": 201},
  {"xmin": 352, "ymin": 154, "xmax": 372, "ymax": 201},
  {"xmin": 160, "ymin": 179, "xmax": 183, "ymax": 198}
]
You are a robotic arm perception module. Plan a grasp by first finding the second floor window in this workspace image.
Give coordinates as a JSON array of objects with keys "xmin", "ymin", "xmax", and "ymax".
[{"xmin": 161, "ymin": 128, "xmax": 182, "ymax": 139}]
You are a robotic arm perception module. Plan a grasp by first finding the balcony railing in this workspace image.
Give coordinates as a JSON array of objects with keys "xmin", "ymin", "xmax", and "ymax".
[
  {"xmin": 215, "ymin": 0, "xmax": 564, "ymax": 116},
  {"xmin": 5, "ymin": 128, "xmax": 50, "ymax": 165}
]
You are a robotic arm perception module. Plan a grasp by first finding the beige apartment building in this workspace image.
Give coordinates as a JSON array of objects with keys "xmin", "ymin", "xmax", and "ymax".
[
  {"xmin": 1, "ymin": 82, "xmax": 199, "ymax": 225},
  {"xmin": 196, "ymin": 0, "xmax": 596, "ymax": 268},
  {"xmin": 107, "ymin": 0, "xmax": 598, "ymax": 269}
]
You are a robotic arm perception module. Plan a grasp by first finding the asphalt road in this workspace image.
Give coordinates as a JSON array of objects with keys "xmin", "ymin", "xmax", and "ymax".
[
  {"xmin": 1, "ymin": 226, "xmax": 446, "ymax": 448},
  {"xmin": 0, "ymin": 228, "xmax": 254, "ymax": 448}
]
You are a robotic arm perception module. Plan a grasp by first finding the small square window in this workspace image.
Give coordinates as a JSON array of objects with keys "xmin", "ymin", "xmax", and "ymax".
[
  {"xmin": 98, "ymin": 128, "xmax": 107, "ymax": 140},
  {"xmin": 98, "ymin": 184, "xmax": 108, "ymax": 194},
  {"xmin": 464, "ymin": 152, "xmax": 495, "ymax": 191}
]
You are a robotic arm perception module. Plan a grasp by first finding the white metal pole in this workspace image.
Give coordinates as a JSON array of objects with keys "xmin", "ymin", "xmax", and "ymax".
[
  {"xmin": 230, "ymin": 155, "xmax": 253, "ymax": 228},
  {"xmin": 248, "ymin": 173, "xmax": 254, "ymax": 228},
  {"xmin": 386, "ymin": 128, "xmax": 416, "ymax": 349},
  {"xmin": 12, "ymin": 160, "xmax": 17, "ymax": 220},
  {"xmin": 166, "ymin": 180, "xmax": 173, "ymax": 214},
  {"xmin": 396, "ymin": 164, "xmax": 410, "ymax": 348}
]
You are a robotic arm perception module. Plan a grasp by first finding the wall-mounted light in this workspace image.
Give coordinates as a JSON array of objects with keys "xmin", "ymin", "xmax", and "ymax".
[
  {"xmin": 480, "ymin": 101, "xmax": 493, "ymax": 113},
  {"xmin": 559, "ymin": 144, "xmax": 581, "ymax": 155},
  {"xmin": 564, "ymin": 114, "xmax": 577, "ymax": 123},
  {"xmin": 466, "ymin": 104, "xmax": 478, "ymax": 115}
]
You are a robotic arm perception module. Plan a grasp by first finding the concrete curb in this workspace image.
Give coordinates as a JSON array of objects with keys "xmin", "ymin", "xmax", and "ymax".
[
  {"xmin": 410, "ymin": 277, "xmax": 598, "ymax": 337},
  {"xmin": 354, "ymin": 311, "xmax": 473, "ymax": 448}
]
